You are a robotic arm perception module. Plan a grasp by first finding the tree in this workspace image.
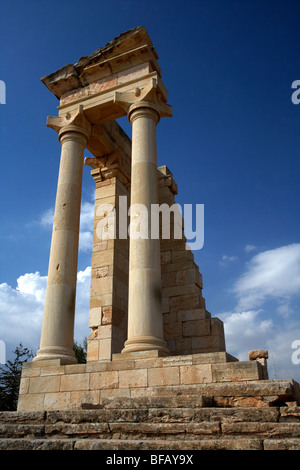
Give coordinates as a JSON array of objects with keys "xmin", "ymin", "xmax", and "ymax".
[
  {"xmin": 0, "ymin": 343, "xmax": 34, "ymax": 411},
  {"xmin": 73, "ymin": 337, "xmax": 87, "ymax": 364}
]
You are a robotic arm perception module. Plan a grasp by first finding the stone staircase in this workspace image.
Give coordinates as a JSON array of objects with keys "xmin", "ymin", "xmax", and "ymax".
[{"xmin": 1, "ymin": 388, "xmax": 300, "ymax": 450}]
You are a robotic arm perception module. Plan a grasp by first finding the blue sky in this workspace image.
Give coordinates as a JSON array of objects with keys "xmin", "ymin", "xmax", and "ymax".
[{"xmin": 0, "ymin": 0, "xmax": 299, "ymax": 381}]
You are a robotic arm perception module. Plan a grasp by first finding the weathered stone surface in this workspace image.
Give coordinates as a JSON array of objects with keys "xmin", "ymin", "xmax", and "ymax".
[
  {"xmin": 0, "ymin": 438, "xmax": 74, "ymax": 450},
  {"xmin": 1, "ymin": 403, "xmax": 300, "ymax": 450},
  {"xmin": 264, "ymin": 439, "xmax": 300, "ymax": 450},
  {"xmin": 249, "ymin": 349, "xmax": 269, "ymax": 360},
  {"xmin": 279, "ymin": 406, "xmax": 300, "ymax": 422}
]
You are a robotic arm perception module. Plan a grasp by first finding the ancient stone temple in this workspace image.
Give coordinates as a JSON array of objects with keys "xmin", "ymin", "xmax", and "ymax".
[{"xmin": 1, "ymin": 27, "xmax": 299, "ymax": 451}]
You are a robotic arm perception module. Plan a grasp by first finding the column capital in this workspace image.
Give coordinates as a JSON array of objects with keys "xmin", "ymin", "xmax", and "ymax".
[
  {"xmin": 84, "ymin": 149, "xmax": 131, "ymax": 188},
  {"xmin": 114, "ymin": 77, "xmax": 172, "ymax": 124},
  {"xmin": 46, "ymin": 107, "xmax": 91, "ymax": 144}
]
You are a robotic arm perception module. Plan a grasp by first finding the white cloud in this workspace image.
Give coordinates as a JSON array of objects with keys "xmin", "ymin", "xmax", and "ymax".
[
  {"xmin": 0, "ymin": 268, "xmax": 91, "ymax": 356},
  {"xmin": 16, "ymin": 272, "xmax": 47, "ymax": 303},
  {"xmin": 219, "ymin": 254, "xmax": 238, "ymax": 266},
  {"xmin": 233, "ymin": 244, "xmax": 300, "ymax": 311},
  {"xmin": 218, "ymin": 243, "xmax": 300, "ymax": 382},
  {"xmin": 39, "ymin": 208, "xmax": 54, "ymax": 227},
  {"xmin": 245, "ymin": 244, "xmax": 257, "ymax": 253},
  {"xmin": 219, "ymin": 310, "xmax": 272, "ymax": 359}
]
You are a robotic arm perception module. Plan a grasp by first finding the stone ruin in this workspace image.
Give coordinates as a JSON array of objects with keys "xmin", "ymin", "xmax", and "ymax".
[{"xmin": 4, "ymin": 27, "xmax": 299, "ymax": 451}]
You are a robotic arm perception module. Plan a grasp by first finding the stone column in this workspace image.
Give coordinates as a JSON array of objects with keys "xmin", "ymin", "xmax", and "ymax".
[
  {"xmin": 34, "ymin": 111, "xmax": 90, "ymax": 364},
  {"xmin": 121, "ymin": 101, "xmax": 169, "ymax": 355}
]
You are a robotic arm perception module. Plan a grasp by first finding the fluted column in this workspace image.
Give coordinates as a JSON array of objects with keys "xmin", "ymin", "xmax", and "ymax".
[{"xmin": 34, "ymin": 111, "xmax": 91, "ymax": 364}]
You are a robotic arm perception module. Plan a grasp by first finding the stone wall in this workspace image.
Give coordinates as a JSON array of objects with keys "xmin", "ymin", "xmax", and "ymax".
[
  {"xmin": 158, "ymin": 166, "xmax": 225, "ymax": 355},
  {"xmin": 16, "ymin": 352, "xmax": 280, "ymax": 412},
  {"xmin": 85, "ymin": 129, "xmax": 226, "ymax": 361}
]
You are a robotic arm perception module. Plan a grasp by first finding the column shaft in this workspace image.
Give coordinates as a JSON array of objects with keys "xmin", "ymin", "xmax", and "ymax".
[
  {"xmin": 34, "ymin": 126, "xmax": 88, "ymax": 364},
  {"xmin": 122, "ymin": 105, "xmax": 168, "ymax": 354}
]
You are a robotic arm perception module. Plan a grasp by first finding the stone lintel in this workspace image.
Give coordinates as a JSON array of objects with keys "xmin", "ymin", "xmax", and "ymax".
[
  {"xmin": 56, "ymin": 72, "xmax": 169, "ymax": 125},
  {"xmin": 41, "ymin": 27, "xmax": 161, "ymax": 100}
]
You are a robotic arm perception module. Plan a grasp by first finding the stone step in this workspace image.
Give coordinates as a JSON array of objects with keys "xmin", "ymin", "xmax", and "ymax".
[
  {"xmin": 128, "ymin": 379, "xmax": 300, "ymax": 406},
  {"xmin": 1, "ymin": 415, "xmax": 299, "ymax": 440},
  {"xmin": 0, "ymin": 406, "xmax": 299, "ymax": 450},
  {"xmin": 1, "ymin": 437, "xmax": 300, "ymax": 451},
  {"xmin": 44, "ymin": 406, "xmax": 282, "ymax": 425},
  {"xmin": 73, "ymin": 438, "xmax": 264, "ymax": 451},
  {"xmin": 98, "ymin": 395, "xmax": 213, "ymax": 409},
  {"xmin": 0, "ymin": 437, "xmax": 264, "ymax": 451},
  {"xmin": 1, "ymin": 406, "xmax": 299, "ymax": 427}
]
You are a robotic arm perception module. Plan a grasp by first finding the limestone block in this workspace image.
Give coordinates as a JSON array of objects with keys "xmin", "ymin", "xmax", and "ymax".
[
  {"xmin": 163, "ymin": 321, "xmax": 182, "ymax": 340},
  {"xmin": 95, "ymin": 183, "xmax": 117, "ymax": 200},
  {"xmin": 92, "ymin": 250, "xmax": 114, "ymax": 268},
  {"xmin": 92, "ymin": 241, "xmax": 108, "ymax": 252},
  {"xmin": 148, "ymin": 366, "xmax": 180, "ymax": 387},
  {"xmin": 161, "ymin": 297, "xmax": 169, "ymax": 313},
  {"xmin": 162, "ymin": 283, "xmax": 200, "ymax": 298},
  {"xmin": 161, "ymin": 271, "xmax": 176, "ymax": 288},
  {"xmin": 180, "ymin": 364, "xmax": 213, "ymax": 385},
  {"xmin": 90, "ymin": 371, "xmax": 119, "ymax": 390},
  {"xmin": 119, "ymin": 369, "xmax": 147, "ymax": 388},
  {"xmin": 70, "ymin": 390, "xmax": 100, "ymax": 407},
  {"xmin": 60, "ymin": 373, "xmax": 89, "ymax": 392},
  {"xmin": 85, "ymin": 362, "xmax": 109, "ymax": 373},
  {"xmin": 101, "ymin": 306, "xmax": 124, "ymax": 326},
  {"xmin": 172, "ymin": 250, "xmax": 194, "ymax": 263},
  {"xmin": 86, "ymin": 340, "xmax": 99, "ymax": 362},
  {"xmin": 90, "ymin": 276, "xmax": 113, "ymax": 297},
  {"xmin": 161, "ymin": 250, "xmax": 171, "ymax": 264},
  {"xmin": 162, "ymin": 312, "xmax": 177, "ymax": 324},
  {"xmin": 249, "ymin": 350, "xmax": 269, "ymax": 360},
  {"xmin": 174, "ymin": 338, "xmax": 192, "ymax": 354},
  {"xmin": 44, "ymin": 392, "xmax": 71, "ymax": 411},
  {"xmin": 88, "ymin": 307, "xmax": 102, "ymax": 328},
  {"xmin": 29, "ymin": 376, "xmax": 60, "ymax": 394},
  {"xmin": 117, "ymin": 63, "xmax": 151, "ymax": 85},
  {"xmin": 176, "ymin": 269, "xmax": 201, "ymax": 286},
  {"xmin": 212, "ymin": 361, "xmax": 263, "ymax": 383},
  {"xmin": 134, "ymin": 357, "xmax": 164, "ymax": 369},
  {"xmin": 177, "ymin": 309, "xmax": 208, "ymax": 322},
  {"xmin": 98, "ymin": 325, "xmax": 112, "ymax": 340},
  {"xmin": 182, "ymin": 319, "xmax": 211, "ymax": 337},
  {"xmin": 19, "ymin": 378, "xmax": 29, "ymax": 395},
  {"xmin": 161, "ymin": 258, "xmax": 195, "ymax": 273},
  {"xmin": 192, "ymin": 352, "xmax": 238, "ymax": 365},
  {"xmin": 64, "ymin": 364, "xmax": 86, "ymax": 375},
  {"xmin": 170, "ymin": 293, "xmax": 202, "ymax": 312},
  {"xmin": 191, "ymin": 335, "xmax": 224, "ymax": 352},
  {"xmin": 98, "ymin": 338, "xmax": 112, "ymax": 360},
  {"xmin": 17, "ymin": 393, "xmax": 45, "ymax": 412},
  {"xmin": 107, "ymin": 359, "xmax": 136, "ymax": 371},
  {"xmin": 100, "ymin": 388, "xmax": 131, "ymax": 400},
  {"xmin": 94, "ymin": 266, "xmax": 109, "ymax": 278}
]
